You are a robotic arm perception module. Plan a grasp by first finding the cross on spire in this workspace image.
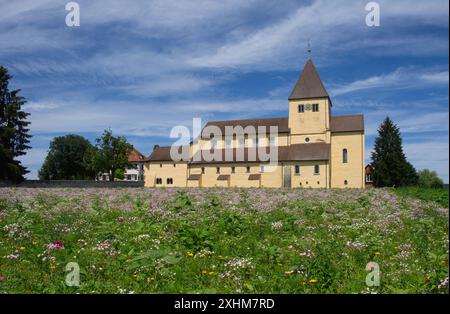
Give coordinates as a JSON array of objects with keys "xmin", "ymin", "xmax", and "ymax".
[{"xmin": 307, "ymin": 39, "xmax": 312, "ymax": 58}]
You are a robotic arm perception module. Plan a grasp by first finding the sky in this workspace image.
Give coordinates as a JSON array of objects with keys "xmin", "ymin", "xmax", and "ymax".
[{"xmin": 1, "ymin": 0, "xmax": 448, "ymax": 182}]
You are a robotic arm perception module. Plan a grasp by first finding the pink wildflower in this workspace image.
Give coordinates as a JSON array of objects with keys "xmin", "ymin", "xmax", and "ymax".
[
  {"xmin": 0, "ymin": 275, "xmax": 5, "ymax": 282},
  {"xmin": 47, "ymin": 240, "xmax": 64, "ymax": 250}
]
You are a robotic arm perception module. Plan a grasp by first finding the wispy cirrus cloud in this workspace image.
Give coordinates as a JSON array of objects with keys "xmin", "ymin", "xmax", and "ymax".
[{"xmin": 330, "ymin": 67, "xmax": 449, "ymax": 96}]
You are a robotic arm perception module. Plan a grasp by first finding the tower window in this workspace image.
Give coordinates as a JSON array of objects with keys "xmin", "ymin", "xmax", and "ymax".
[
  {"xmin": 344, "ymin": 180, "xmax": 348, "ymax": 186},
  {"xmin": 216, "ymin": 167, "xmax": 220, "ymax": 174},
  {"xmin": 312, "ymin": 104, "xmax": 319, "ymax": 112},
  {"xmin": 298, "ymin": 104, "xmax": 305, "ymax": 113},
  {"xmin": 231, "ymin": 167, "xmax": 235, "ymax": 174},
  {"xmin": 156, "ymin": 178, "xmax": 162, "ymax": 184},
  {"xmin": 260, "ymin": 165, "xmax": 264, "ymax": 173},
  {"xmin": 314, "ymin": 165, "xmax": 320, "ymax": 175},
  {"xmin": 167, "ymin": 178, "xmax": 173, "ymax": 184},
  {"xmin": 201, "ymin": 167, "xmax": 205, "ymax": 174},
  {"xmin": 246, "ymin": 166, "xmax": 251, "ymax": 173},
  {"xmin": 343, "ymin": 149, "xmax": 348, "ymax": 163},
  {"xmin": 295, "ymin": 165, "xmax": 300, "ymax": 175}
]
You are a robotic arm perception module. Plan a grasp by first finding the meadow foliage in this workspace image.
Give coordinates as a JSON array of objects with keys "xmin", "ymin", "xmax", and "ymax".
[{"xmin": 0, "ymin": 187, "xmax": 448, "ymax": 294}]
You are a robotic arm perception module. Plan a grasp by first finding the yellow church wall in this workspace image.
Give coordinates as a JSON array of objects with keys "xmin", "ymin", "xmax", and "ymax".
[
  {"xmin": 285, "ymin": 161, "xmax": 329, "ymax": 188},
  {"xmin": 144, "ymin": 162, "xmax": 188, "ymax": 187},
  {"xmin": 330, "ymin": 132, "xmax": 365, "ymax": 188},
  {"xmin": 288, "ymin": 98, "xmax": 330, "ymax": 135},
  {"xmin": 260, "ymin": 165, "xmax": 283, "ymax": 188}
]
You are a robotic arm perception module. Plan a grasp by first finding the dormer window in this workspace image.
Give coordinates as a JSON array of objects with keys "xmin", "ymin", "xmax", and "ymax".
[
  {"xmin": 298, "ymin": 104, "xmax": 305, "ymax": 113},
  {"xmin": 312, "ymin": 104, "xmax": 319, "ymax": 112}
]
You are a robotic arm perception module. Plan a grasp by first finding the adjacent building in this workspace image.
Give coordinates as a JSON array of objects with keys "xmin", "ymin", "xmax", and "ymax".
[
  {"xmin": 125, "ymin": 148, "xmax": 146, "ymax": 181},
  {"xmin": 143, "ymin": 58, "xmax": 365, "ymax": 188},
  {"xmin": 97, "ymin": 147, "xmax": 146, "ymax": 181}
]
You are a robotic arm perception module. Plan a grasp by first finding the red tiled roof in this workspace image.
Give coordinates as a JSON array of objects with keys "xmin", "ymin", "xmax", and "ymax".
[{"xmin": 128, "ymin": 148, "xmax": 146, "ymax": 162}]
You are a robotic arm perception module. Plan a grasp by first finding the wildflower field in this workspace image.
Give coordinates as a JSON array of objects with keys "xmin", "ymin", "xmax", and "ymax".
[{"xmin": 0, "ymin": 187, "xmax": 448, "ymax": 294}]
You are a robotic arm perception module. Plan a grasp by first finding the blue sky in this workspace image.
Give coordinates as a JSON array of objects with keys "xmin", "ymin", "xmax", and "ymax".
[{"xmin": 1, "ymin": 0, "xmax": 448, "ymax": 181}]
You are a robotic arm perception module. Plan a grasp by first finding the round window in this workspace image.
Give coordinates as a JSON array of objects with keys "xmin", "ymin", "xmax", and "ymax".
[{"xmin": 305, "ymin": 137, "xmax": 310, "ymax": 142}]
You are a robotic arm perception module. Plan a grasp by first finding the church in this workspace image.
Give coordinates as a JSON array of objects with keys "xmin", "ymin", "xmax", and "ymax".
[{"xmin": 143, "ymin": 58, "xmax": 365, "ymax": 188}]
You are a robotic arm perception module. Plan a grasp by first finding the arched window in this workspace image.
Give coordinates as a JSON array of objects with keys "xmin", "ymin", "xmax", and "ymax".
[
  {"xmin": 343, "ymin": 149, "xmax": 348, "ymax": 163},
  {"xmin": 314, "ymin": 165, "xmax": 320, "ymax": 175}
]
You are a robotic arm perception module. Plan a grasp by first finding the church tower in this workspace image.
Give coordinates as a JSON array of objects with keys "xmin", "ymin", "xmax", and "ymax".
[{"xmin": 288, "ymin": 58, "xmax": 332, "ymax": 144}]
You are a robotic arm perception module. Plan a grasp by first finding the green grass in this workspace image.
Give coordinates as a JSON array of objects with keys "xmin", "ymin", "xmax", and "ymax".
[
  {"xmin": 393, "ymin": 187, "xmax": 449, "ymax": 208},
  {"xmin": 0, "ymin": 187, "xmax": 448, "ymax": 294}
]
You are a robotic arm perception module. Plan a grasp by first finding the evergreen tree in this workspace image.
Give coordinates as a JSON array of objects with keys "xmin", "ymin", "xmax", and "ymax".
[
  {"xmin": 371, "ymin": 116, "xmax": 418, "ymax": 187},
  {"xmin": 0, "ymin": 66, "xmax": 31, "ymax": 182},
  {"xmin": 38, "ymin": 134, "xmax": 95, "ymax": 180}
]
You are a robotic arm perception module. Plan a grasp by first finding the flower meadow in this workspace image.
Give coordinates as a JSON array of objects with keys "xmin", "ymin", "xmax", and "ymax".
[{"xmin": 0, "ymin": 187, "xmax": 448, "ymax": 294}]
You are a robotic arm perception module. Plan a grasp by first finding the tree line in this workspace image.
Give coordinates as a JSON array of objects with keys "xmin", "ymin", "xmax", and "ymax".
[{"xmin": 38, "ymin": 130, "xmax": 133, "ymax": 181}]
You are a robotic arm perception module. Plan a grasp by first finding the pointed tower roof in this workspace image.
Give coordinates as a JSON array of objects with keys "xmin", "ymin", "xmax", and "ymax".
[{"xmin": 288, "ymin": 58, "xmax": 330, "ymax": 103}]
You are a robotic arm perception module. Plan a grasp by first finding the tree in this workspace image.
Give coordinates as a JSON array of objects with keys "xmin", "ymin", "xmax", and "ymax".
[
  {"xmin": 371, "ymin": 116, "xmax": 418, "ymax": 187},
  {"xmin": 114, "ymin": 168, "xmax": 125, "ymax": 180},
  {"xmin": 417, "ymin": 169, "xmax": 444, "ymax": 189},
  {"xmin": 0, "ymin": 66, "xmax": 31, "ymax": 182},
  {"xmin": 38, "ymin": 134, "xmax": 95, "ymax": 180},
  {"xmin": 88, "ymin": 129, "xmax": 132, "ymax": 181}
]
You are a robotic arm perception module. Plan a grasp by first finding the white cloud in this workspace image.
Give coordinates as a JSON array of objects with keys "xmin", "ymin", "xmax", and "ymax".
[
  {"xmin": 404, "ymin": 140, "xmax": 449, "ymax": 183},
  {"xmin": 23, "ymin": 101, "xmax": 60, "ymax": 111},
  {"xmin": 330, "ymin": 68, "xmax": 449, "ymax": 96},
  {"xmin": 364, "ymin": 110, "xmax": 449, "ymax": 136}
]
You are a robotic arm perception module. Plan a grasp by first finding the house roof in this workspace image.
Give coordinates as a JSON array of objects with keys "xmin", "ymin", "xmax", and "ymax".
[
  {"xmin": 288, "ymin": 58, "xmax": 330, "ymax": 102},
  {"xmin": 330, "ymin": 114, "xmax": 364, "ymax": 133},
  {"xmin": 146, "ymin": 146, "xmax": 189, "ymax": 162},
  {"xmin": 128, "ymin": 148, "xmax": 146, "ymax": 162}
]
